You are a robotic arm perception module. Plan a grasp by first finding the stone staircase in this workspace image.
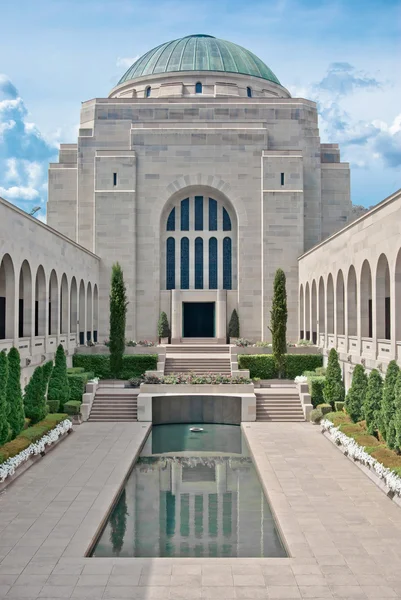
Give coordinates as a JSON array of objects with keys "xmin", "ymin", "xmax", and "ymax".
[
  {"xmin": 164, "ymin": 344, "xmax": 231, "ymax": 375},
  {"xmin": 255, "ymin": 386, "xmax": 304, "ymax": 422},
  {"xmin": 88, "ymin": 381, "xmax": 138, "ymax": 422}
]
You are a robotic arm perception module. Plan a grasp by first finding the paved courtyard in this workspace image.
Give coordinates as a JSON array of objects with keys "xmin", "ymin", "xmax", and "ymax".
[{"xmin": 1, "ymin": 421, "xmax": 401, "ymax": 599}]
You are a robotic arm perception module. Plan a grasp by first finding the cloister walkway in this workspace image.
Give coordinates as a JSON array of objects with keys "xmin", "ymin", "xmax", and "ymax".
[{"xmin": 1, "ymin": 422, "xmax": 401, "ymax": 598}]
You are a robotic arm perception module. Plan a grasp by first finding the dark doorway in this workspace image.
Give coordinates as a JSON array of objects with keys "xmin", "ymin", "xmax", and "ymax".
[{"xmin": 183, "ymin": 302, "xmax": 215, "ymax": 338}]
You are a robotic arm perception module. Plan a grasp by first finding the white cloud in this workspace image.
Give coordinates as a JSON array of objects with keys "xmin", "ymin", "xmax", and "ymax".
[
  {"xmin": 116, "ymin": 55, "xmax": 139, "ymax": 69},
  {"xmin": 0, "ymin": 185, "xmax": 40, "ymax": 200}
]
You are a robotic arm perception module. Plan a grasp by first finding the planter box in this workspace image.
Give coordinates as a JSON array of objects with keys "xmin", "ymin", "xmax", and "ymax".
[
  {"xmin": 140, "ymin": 383, "xmax": 254, "ymax": 394},
  {"xmin": 75, "ymin": 345, "xmax": 162, "ymax": 355}
]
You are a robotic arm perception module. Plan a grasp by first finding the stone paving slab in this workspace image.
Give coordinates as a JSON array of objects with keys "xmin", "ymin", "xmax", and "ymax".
[{"xmin": 1, "ymin": 422, "xmax": 401, "ymax": 598}]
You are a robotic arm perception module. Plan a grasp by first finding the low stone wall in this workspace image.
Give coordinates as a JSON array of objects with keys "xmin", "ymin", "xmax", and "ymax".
[
  {"xmin": 235, "ymin": 346, "xmax": 321, "ymax": 355},
  {"xmin": 75, "ymin": 345, "xmax": 164, "ymax": 355}
]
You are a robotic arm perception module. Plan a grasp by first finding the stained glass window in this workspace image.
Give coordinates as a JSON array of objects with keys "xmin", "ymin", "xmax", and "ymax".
[
  {"xmin": 195, "ymin": 237, "xmax": 203, "ymax": 289},
  {"xmin": 209, "ymin": 198, "xmax": 217, "ymax": 231},
  {"xmin": 167, "ymin": 207, "xmax": 175, "ymax": 231},
  {"xmin": 195, "ymin": 196, "xmax": 203, "ymax": 231},
  {"xmin": 181, "ymin": 237, "xmax": 189, "ymax": 289},
  {"xmin": 209, "ymin": 237, "xmax": 218, "ymax": 289},
  {"xmin": 195, "ymin": 82, "xmax": 203, "ymax": 94},
  {"xmin": 223, "ymin": 207, "xmax": 231, "ymax": 231},
  {"xmin": 223, "ymin": 237, "xmax": 232, "ymax": 290},
  {"xmin": 181, "ymin": 198, "xmax": 189, "ymax": 231},
  {"xmin": 166, "ymin": 238, "xmax": 175, "ymax": 290}
]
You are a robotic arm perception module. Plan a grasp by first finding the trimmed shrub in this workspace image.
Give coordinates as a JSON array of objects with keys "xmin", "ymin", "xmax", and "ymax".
[
  {"xmin": 393, "ymin": 372, "xmax": 401, "ymax": 450},
  {"xmin": 269, "ymin": 268, "xmax": 287, "ymax": 378},
  {"xmin": 47, "ymin": 345, "xmax": 69, "ymax": 412},
  {"xmin": 316, "ymin": 403, "xmax": 332, "ymax": 415},
  {"xmin": 237, "ymin": 353, "xmax": 322, "ymax": 380},
  {"xmin": 24, "ymin": 366, "xmax": 48, "ymax": 424},
  {"xmin": 381, "ymin": 360, "xmax": 400, "ymax": 447},
  {"xmin": 67, "ymin": 367, "xmax": 85, "ymax": 375},
  {"xmin": 228, "ymin": 309, "xmax": 240, "ymax": 338},
  {"xmin": 0, "ymin": 437, "xmax": 31, "ymax": 463},
  {"xmin": 325, "ymin": 411, "xmax": 351, "ymax": 426},
  {"xmin": 157, "ymin": 312, "xmax": 170, "ymax": 339},
  {"xmin": 323, "ymin": 349, "xmax": 345, "ymax": 408},
  {"xmin": 308, "ymin": 376, "xmax": 325, "ymax": 408},
  {"xmin": 109, "ymin": 262, "xmax": 128, "ymax": 378},
  {"xmin": 6, "ymin": 347, "xmax": 25, "ymax": 440},
  {"xmin": 364, "ymin": 369, "xmax": 383, "ymax": 436},
  {"xmin": 310, "ymin": 408, "xmax": 323, "ymax": 424},
  {"xmin": 0, "ymin": 350, "xmax": 9, "ymax": 445},
  {"xmin": 64, "ymin": 400, "xmax": 82, "ymax": 415},
  {"xmin": 345, "ymin": 364, "xmax": 368, "ymax": 423},
  {"xmin": 284, "ymin": 355, "xmax": 323, "ymax": 379},
  {"xmin": 315, "ymin": 367, "xmax": 326, "ymax": 376},
  {"xmin": 47, "ymin": 399, "xmax": 60, "ymax": 413},
  {"xmin": 334, "ymin": 401, "xmax": 345, "ymax": 412},
  {"xmin": 72, "ymin": 354, "xmax": 158, "ymax": 379},
  {"xmin": 68, "ymin": 372, "xmax": 94, "ymax": 402}
]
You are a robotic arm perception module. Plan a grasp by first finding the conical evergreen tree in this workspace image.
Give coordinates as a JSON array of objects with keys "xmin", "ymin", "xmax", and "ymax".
[
  {"xmin": 48, "ymin": 346, "xmax": 69, "ymax": 411},
  {"xmin": 157, "ymin": 312, "xmax": 170, "ymax": 339},
  {"xmin": 364, "ymin": 369, "xmax": 383, "ymax": 436},
  {"xmin": 0, "ymin": 350, "xmax": 9, "ymax": 445},
  {"xmin": 228, "ymin": 309, "xmax": 240, "ymax": 338},
  {"xmin": 24, "ymin": 365, "xmax": 47, "ymax": 424},
  {"xmin": 380, "ymin": 360, "xmax": 399, "ymax": 447},
  {"xmin": 394, "ymin": 372, "xmax": 401, "ymax": 450},
  {"xmin": 6, "ymin": 347, "xmax": 25, "ymax": 439},
  {"xmin": 345, "ymin": 364, "xmax": 367, "ymax": 423},
  {"xmin": 109, "ymin": 263, "xmax": 128, "ymax": 378},
  {"xmin": 269, "ymin": 269, "xmax": 288, "ymax": 378},
  {"xmin": 323, "ymin": 348, "xmax": 345, "ymax": 407}
]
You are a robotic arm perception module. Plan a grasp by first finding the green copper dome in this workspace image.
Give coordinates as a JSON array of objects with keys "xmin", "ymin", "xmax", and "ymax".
[{"xmin": 118, "ymin": 34, "xmax": 281, "ymax": 86}]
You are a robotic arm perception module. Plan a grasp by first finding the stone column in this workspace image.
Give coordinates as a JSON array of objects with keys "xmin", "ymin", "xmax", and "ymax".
[
  {"xmin": 216, "ymin": 289, "xmax": 226, "ymax": 342},
  {"xmin": 171, "ymin": 289, "xmax": 181, "ymax": 343}
]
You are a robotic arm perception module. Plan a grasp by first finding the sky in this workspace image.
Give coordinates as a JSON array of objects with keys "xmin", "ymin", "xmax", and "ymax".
[{"xmin": 0, "ymin": 0, "xmax": 400, "ymax": 221}]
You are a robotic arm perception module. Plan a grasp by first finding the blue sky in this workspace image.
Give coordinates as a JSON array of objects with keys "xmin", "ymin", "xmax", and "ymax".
[{"xmin": 0, "ymin": 0, "xmax": 400, "ymax": 220}]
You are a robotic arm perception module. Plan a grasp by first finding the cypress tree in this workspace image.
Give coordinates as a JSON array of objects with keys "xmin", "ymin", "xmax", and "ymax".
[
  {"xmin": 6, "ymin": 347, "xmax": 25, "ymax": 439},
  {"xmin": 228, "ymin": 309, "xmax": 240, "ymax": 339},
  {"xmin": 345, "ymin": 364, "xmax": 367, "ymax": 423},
  {"xmin": 48, "ymin": 346, "xmax": 69, "ymax": 411},
  {"xmin": 364, "ymin": 369, "xmax": 383, "ymax": 436},
  {"xmin": 0, "ymin": 350, "xmax": 9, "ymax": 445},
  {"xmin": 24, "ymin": 366, "xmax": 47, "ymax": 424},
  {"xmin": 109, "ymin": 263, "xmax": 128, "ymax": 378},
  {"xmin": 394, "ymin": 372, "xmax": 401, "ymax": 450},
  {"xmin": 323, "ymin": 348, "xmax": 345, "ymax": 408},
  {"xmin": 269, "ymin": 268, "xmax": 287, "ymax": 378},
  {"xmin": 380, "ymin": 360, "xmax": 399, "ymax": 447},
  {"xmin": 157, "ymin": 312, "xmax": 170, "ymax": 340}
]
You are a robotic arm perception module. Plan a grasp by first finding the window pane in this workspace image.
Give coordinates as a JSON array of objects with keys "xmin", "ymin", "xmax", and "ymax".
[
  {"xmin": 209, "ymin": 198, "xmax": 217, "ymax": 231},
  {"xmin": 167, "ymin": 207, "xmax": 175, "ymax": 231},
  {"xmin": 223, "ymin": 237, "xmax": 232, "ymax": 290},
  {"xmin": 195, "ymin": 196, "xmax": 203, "ymax": 231},
  {"xmin": 209, "ymin": 237, "xmax": 218, "ymax": 289},
  {"xmin": 195, "ymin": 237, "xmax": 203, "ymax": 289},
  {"xmin": 166, "ymin": 237, "xmax": 175, "ymax": 290},
  {"xmin": 195, "ymin": 82, "xmax": 202, "ymax": 93},
  {"xmin": 181, "ymin": 199, "xmax": 189, "ymax": 231},
  {"xmin": 223, "ymin": 208, "xmax": 231, "ymax": 231},
  {"xmin": 181, "ymin": 237, "xmax": 189, "ymax": 289}
]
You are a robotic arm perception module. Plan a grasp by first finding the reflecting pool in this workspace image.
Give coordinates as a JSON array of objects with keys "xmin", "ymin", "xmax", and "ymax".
[{"xmin": 91, "ymin": 424, "xmax": 287, "ymax": 558}]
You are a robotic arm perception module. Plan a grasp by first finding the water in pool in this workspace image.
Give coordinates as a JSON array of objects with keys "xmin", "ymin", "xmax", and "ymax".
[{"xmin": 92, "ymin": 424, "xmax": 287, "ymax": 558}]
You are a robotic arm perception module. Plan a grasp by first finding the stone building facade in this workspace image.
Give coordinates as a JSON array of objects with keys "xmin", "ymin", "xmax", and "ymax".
[{"xmin": 46, "ymin": 34, "xmax": 350, "ymax": 342}]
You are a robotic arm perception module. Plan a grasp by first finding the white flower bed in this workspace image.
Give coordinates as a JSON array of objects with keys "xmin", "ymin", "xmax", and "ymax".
[
  {"xmin": 321, "ymin": 418, "xmax": 401, "ymax": 496},
  {"xmin": 294, "ymin": 375, "xmax": 308, "ymax": 383},
  {"xmin": 0, "ymin": 419, "xmax": 72, "ymax": 483}
]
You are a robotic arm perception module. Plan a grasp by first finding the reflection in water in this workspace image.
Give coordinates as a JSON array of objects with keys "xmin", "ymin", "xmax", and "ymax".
[{"xmin": 92, "ymin": 425, "xmax": 287, "ymax": 558}]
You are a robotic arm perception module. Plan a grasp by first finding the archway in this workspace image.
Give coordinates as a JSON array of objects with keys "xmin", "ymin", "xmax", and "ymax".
[
  {"xmin": 305, "ymin": 283, "xmax": 310, "ymax": 340},
  {"xmin": 311, "ymin": 280, "xmax": 317, "ymax": 344},
  {"xmin": 0, "ymin": 254, "xmax": 15, "ymax": 339},
  {"xmin": 376, "ymin": 254, "xmax": 391, "ymax": 340},
  {"xmin": 318, "ymin": 277, "xmax": 325, "ymax": 335},
  {"xmin": 360, "ymin": 260, "xmax": 372, "ymax": 337},
  {"xmin": 299, "ymin": 284, "xmax": 304, "ymax": 339},
  {"xmin": 48, "ymin": 270, "xmax": 59, "ymax": 335},
  {"xmin": 70, "ymin": 277, "xmax": 78, "ymax": 335},
  {"xmin": 336, "ymin": 270, "xmax": 345, "ymax": 335},
  {"xmin": 35, "ymin": 265, "xmax": 46, "ymax": 336},
  {"xmin": 18, "ymin": 260, "xmax": 32, "ymax": 338},
  {"xmin": 347, "ymin": 265, "xmax": 357, "ymax": 336},
  {"xmin": 79, "ymin": 280, "xmax": 85, "ymax": 345},
  {"xmin": 93, "ymin": 284, "xmax": 98, "ymax": 342},
  {"xmin": 60, "ymin": 274, "xmax": 69, "ymax": 334},
  {"xmin": 86, "ymin": 282, "xmax": 92, "ymax": 342},
  {"xmin": 327, "ymin": 274, "xmax": 334, "ymax": 334}
]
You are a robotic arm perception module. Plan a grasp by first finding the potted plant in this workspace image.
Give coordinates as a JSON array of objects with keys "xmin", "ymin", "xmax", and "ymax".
[
  {"xmin": 228, "ymin": 309, "xmax": 240, "ymax": 344},
  {"xmin": 252, "ymin": 377, "xmax": 261, "ymax": 388},
  {"xmin": 158, "ymin": 312, "xmax": 170, "ymax": 344}
]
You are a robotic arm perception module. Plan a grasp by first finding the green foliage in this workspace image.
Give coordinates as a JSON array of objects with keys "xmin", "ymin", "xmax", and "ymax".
[
  {"xmin": 393, "ymin": 372, "xmax": 401, "ymax": 450},
  {"xmin": 269, "ymin": 268, "xmax": 287, "ymax": 378},
  {"xmin": 324, "ymin": 411, "xmax": 350, "ymax": 426},
  {"xmin": 364, "ymin": 369, "xmax": 383, "ymax": 436},
  {"xmin": 110, "ymin": 489, "xmax": 128, "ymax": 556},
  {"xmin": 345, "ymin": 364, "xmax": 368, "ymax": 423},
  {"xmin": 323, "ymin": 349, "xmax": 345, "ymax": 407},
  {"xmin": 6, "ymin": 347, "xmax": 25, "ymax": 439},
  {"xmin": 72, "ymin": 354, "xmax": 157, "ymax": 380},
  {"xmin": 334, "ymin": 401, "xmax": 345, "ymax": 412},
  {"xmin": 310, "ymin": 408, "xmax": 323, "ymax": 424},
  {"xmin": 67, "ymin": 367, "xmax": 85, "ymax": 374},
  {"xmin": 68, "ymin": 372, "xmax": 94, "ymax": 402},
  {"xmin": 380, "ymin": 360, "xmax": 400, "ymax": 447},
  {"xmin": 24, "ymin": 366, "xmax": 48, "ymax": 424},
  {"xmin": 47, "ymin": 399, "xmax": 60, "ymax": 413},
  {"xmin": 228, "ymin": 309, "xmax": 240, "ymax": 338},
  {"xmin": 157, "ymin": 312, "xmax": 170, "ymax": 339},
  {"xmin": 64, "ymin": 401, "xmax": 82, "ymax": 415},
  {"xmin": 47, "ymin": 345, "xmax": 69, "ymax": 412},
  {"xmin": 316, "ymin": 403, "xmax": 332, "ymax": 415},
  {"xmin": 109, "ymin": 263, "xmax": 128, "ymax": 378},
  {"xmin": 237, "ymin": 354, "xmax": 323, "ymax": 380},
  {"xmin": 308, "ymin": 376, "xmax": 325, "ymax": 408},
  {"xmin": 0, "ymin": 350, "xmax": 9, "ymax": 445}
]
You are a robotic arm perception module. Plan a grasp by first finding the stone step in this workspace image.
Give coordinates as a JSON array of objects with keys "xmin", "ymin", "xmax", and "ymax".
[{"xmin": 256, "ymin": 416, "xmax": 305, "ymax": 422}]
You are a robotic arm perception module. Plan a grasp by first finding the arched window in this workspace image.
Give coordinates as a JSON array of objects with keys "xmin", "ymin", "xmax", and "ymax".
[
  {"xmin": 223, "ymin": 207, "xmax": 231, "ymax": 231},
  {"xmin": 247, "ymin": 86, "xmax": 252, "ymax": 98},
  {"xmin": 167, "ymin": 208, "xmax": 175, "ymax": 231},
  {"xmin": 195, "ymin": 82, "xmax": 202, "ymax": 94},
  {"xmin": 195, "ymin": 196, "xmax": 203, "ymax": 230},
  {"xmin": 195, "ymin": 238, "xmax": 203, "ymax": 289},
  {"xmin": 223, "ymin": 237, "xmax": 232, "ymax": 290},
  {"xmin": 166, "ymin": 238, "xmax": 175, "ymax": 290},
  {"xmin": 181, "ymin": 198, "xmax": 189, "ymax": 231},
  {"xmin": 145, "ymin": 86, "xmax": 151, "ymax": 98},
  {"xmin": 209, "ymin": 238, "xmax": 218, "ymax": 289},
  {"xmin": 209, "ymin": 198, "xmax": 217, "ymax": 231},
  {"xmin": 181, "ymin": 237, "xmax": 189, "ymax": 289}
]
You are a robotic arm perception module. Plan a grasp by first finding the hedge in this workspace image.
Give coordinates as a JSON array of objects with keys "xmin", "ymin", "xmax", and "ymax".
[
  {"xmin": 0, "ymin": 413, "xmax": 68, "ymax": 464},
  {"xmin": 67, "ymin": 367, "xmax": 85, "ymax": 375},
  {"xmin": 64, "ymin": 401, "xmax": 82, "ymax": 415},
  {"xmin": 237, "ymin": 354, "xmax": 323, "ymax": 380},
  {"xmin": 309, "ymin": 376, "xmax": 325, "ymax": 408},
  {"xmin": 72, "ymin": 354, "xmax": 158, "ymax": 379},
  {"xmin": 68, "ymin": 372, "xmax": 95, "ymax": 402}
]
